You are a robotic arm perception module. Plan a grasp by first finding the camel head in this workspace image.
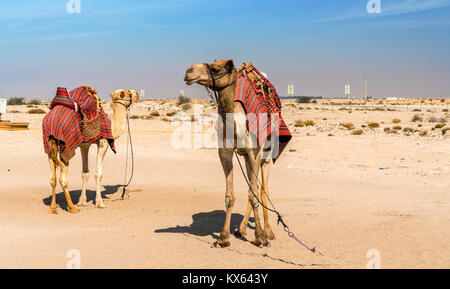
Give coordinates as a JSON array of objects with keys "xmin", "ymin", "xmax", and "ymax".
[
  {"xmin": 110, "ymin": 89, "xmax": 140, "ymax": 107},
  {"xmin": 184, "ymin": 59, "xmax": 236, "ymax": 90}
]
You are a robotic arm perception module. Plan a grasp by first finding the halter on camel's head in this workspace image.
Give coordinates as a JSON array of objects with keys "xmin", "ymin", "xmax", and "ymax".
[{"xmin": 111, "ymin": 89, "xmax": 139, "ymax": 109}]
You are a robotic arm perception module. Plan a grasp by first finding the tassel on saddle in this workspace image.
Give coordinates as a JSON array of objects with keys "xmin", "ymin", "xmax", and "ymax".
[{"xmin": 80, "ymin": 93, "xmax": 101, "ymax": 143}]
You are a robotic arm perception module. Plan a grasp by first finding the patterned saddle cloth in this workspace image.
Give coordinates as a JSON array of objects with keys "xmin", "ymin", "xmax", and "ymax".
[
  {"xmin": 43, "ymin": 86, "xmax": 115, "ymax": 161},
  {"xmin": 235, "ymin": 63, "xmax": 292, "ymax": 162}
]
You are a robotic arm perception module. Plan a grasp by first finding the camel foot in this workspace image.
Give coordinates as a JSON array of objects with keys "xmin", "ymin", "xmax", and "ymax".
[
  {"xmin": 234, "ymin": 228, "xmax": 247, "ymax": 239},
  {"xmin": 48, "ymin": 208, "xmax": 58, "ymax": 214},
  {"xmin": 95, "ymin": 200, "xmax": 106, "ymax": 209},
  {"xmin": 68, "ymin": 207, "xmax": 80, "ymax": 214},
  {"xmin": 77, "ymin": 199, "xmax": 88, "ymax": 207},
  {"xmin": 253, "ymin": 235, "xmax": 269, "ymax": 248},
  {"xmin": 213, "ymin": 238, "xmax": 231, "ymax": 248},
  {"xmin": 264, "ymin": 227, "xmax": 276, "ymax": 240}
]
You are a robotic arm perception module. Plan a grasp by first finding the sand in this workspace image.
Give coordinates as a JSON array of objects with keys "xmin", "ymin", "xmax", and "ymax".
[{"xmin": 1, "ymin": 99, "xmax": 450, "ymax": 269}]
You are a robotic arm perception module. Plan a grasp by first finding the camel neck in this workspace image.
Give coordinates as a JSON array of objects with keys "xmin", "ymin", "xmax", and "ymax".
[
  {"xmin": 111, "ymin": 102, "xmax": 128, "ymax": 139},
  {"xmin": 217, "ymin": 74, "xmax": 237, "ymax": 115}
]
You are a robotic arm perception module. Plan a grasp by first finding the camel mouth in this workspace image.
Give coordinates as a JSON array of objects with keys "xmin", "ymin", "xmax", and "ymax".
[{"xmin": 184, "ymin": 77, "xmax": 199, "ymax": 86}]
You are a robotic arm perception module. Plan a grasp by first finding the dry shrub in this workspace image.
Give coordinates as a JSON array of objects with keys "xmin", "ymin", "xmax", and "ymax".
[
  {"xmin": 166, "ymin": 112, "xmax": 177, "ymax": 117},
  {"xmin": 295, "ymin": 120, "xmax": 305, "ymax": 127},
  {"xmin": 405, "ymin": 127, "xmax": 414, "ymax": 133},
  {"xmin": 151, "ymin": 111, "xmax": 160, "ymax": 117},
  {"xmin": 305, "ymin": 120, "xmax": 315, "ymax": 127},
  {"xmin": 351, "ymin": 130, "xmax": 363, "ymax": 135},
  {"xmin": 162, "ymin": 117, "xmax": 170, "ymax": 122},
  {"xmin": 340, "ymin": 122, "xmax": 355, "ymax": 130},
  {"xmin": 28, "ymin": 108, "xmax": 45, "ymax": 114},
  {"xmin": 419, "ymin": 130, "xmax": 428, "ymax": 137},
  {"xmin": 130, "ymin": 115, "xmax": 140, "ymax": 119},
  {"xmin": 412, "ymin": 114, "xmax": 423, "ymax": 122},
  {"xmin": 368, "ymin": 122, "xmax": 380, "ymax": 129},
  {"xmin": 145, "ymin": 115, "xmax": 154, "ymax": 120},
  {"xmin": 442, "ymin": 127, "xmax": 450, "ymax": 135},
  {"xmin": 392, "ymin": 119, "xmax": 401, "ymax": 124},
  {"xmin": 435, "ymin": 123, "xmax": 446, "ymax": 129},
  {"xmin": 393, "ymin": 126, "xmax": 402, "ymax": 131}
]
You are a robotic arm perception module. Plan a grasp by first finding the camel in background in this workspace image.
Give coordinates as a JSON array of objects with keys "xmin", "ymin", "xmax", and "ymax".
[
  {"xmin": 184, "ymin": 60, "xmax": 274, "ymax": 248},
  {"xmin": 46, "ymin": 89, "xmax": 139, "ymax": 214}
]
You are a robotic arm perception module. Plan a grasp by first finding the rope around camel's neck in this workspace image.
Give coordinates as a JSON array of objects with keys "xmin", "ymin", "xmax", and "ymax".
[{"xmin": 215, "ymin": 72, "xmax": 237, "ymax": 116}]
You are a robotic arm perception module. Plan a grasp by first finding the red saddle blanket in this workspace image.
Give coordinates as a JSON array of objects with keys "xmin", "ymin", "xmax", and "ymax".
[
  {"xmin": 235, "ymin": 63, "xmax": 292, "ymax": 162},
  {"xmin": 42, "ymin": 87, "xmax": 116, "ymax": 162}
]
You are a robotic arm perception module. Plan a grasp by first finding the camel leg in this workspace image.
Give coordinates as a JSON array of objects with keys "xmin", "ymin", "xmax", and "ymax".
[
  {"xmin": 244, "ymin": 152, "xmax": 268, "ymax": 247},
  {"xmin": 48, "ymin": 157, "xmax": 58, "ymax": 214},
  {"xmin": 214, "ymin": 148, "xmax": 235, "ymax": 248},
  {"xmin": 261, "ymin": 160, "xmax": 275, "ymax": 240},
  {"xmin": 235, "ymin": 200, "xmax": 252, "ymax": 238},
  {"xmin": 59, "ymin": 159, "xmax": 80, "ymax": 213},
  {"xmin": 78, "ymin": 146, "xmax": 90, "ymax": 206},
  {"xmin": 94, "ymin": 139, "xmax": 108, "ymax": 209}
]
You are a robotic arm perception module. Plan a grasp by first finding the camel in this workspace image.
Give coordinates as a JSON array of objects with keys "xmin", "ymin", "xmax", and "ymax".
[
  {"xmin": 184, "ymin": 59, "xmax": 274, "ymax": 248},
  {"xmin": 46, "ymin": 89, "xmax": 139, "ymax": 214}
]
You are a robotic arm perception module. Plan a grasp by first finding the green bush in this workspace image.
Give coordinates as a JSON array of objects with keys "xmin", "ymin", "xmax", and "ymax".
[
  {"xmin": 296, "ymin": 97, "xmax": 312, "ymax": 104},
  {"xmin": 177, "ymin": 96, "xmax": 191, "ymax": 106},
  {"xmin": 182, "ymin": 103, "xmax": 192, "ymax": 111},
  {"xmin": 7, "ymin": 97, "xmax": 25, "ymax": 105}
]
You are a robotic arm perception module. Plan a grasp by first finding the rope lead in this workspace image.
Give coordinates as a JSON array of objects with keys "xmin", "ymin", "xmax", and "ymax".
[{"xmin": 121, "ymin": 108, "xmax": 134, "ymax": 200}]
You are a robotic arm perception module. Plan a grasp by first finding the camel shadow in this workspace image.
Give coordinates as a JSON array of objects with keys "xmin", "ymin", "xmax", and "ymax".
[
  {"xmin": 155, "ymin": 210, "xmax": 255, "ymax": 240},
  {"xmin": 42, "ymin": 185, "xmax": 121, "ymax": 211}
]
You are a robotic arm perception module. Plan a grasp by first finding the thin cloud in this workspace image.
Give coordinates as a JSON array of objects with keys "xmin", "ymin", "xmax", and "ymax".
[{"xmin": 309, "ymin": 0, "xmax": 450, "ymax": 23}]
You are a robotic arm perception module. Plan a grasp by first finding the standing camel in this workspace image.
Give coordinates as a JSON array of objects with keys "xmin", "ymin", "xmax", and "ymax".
[
  {"xmin": 45, "ymin": 89, "xmax": 139, "ymax": 214},
  {"xmin": 184, "ymin": 60, "xmax": 276, "ymax": 248}
]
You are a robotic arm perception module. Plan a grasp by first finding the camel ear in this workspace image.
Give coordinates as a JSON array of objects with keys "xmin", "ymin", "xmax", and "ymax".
[
  {"xmin": 110, "ymin": 92, "xmax": 113, "ymax": 97},
  {"xmin": 225, "ymin": 60, "xmax": 234, "ymax": 72}
]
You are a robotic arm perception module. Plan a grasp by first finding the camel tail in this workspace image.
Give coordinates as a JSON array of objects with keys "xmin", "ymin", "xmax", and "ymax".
[{"xmin": 49, "ymin": 138, "xmax": 63, "ymax": 168}]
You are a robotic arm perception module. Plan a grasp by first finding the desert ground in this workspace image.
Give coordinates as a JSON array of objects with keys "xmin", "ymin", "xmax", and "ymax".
[{"xmin": 1, "ymin": 98, "xmax": 450, "ymax": 269}]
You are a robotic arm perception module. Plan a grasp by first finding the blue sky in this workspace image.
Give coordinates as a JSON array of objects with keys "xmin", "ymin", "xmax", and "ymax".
[{"xmin": 1, "ymin": 0, "xmax": 450, "ymax": 99}]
